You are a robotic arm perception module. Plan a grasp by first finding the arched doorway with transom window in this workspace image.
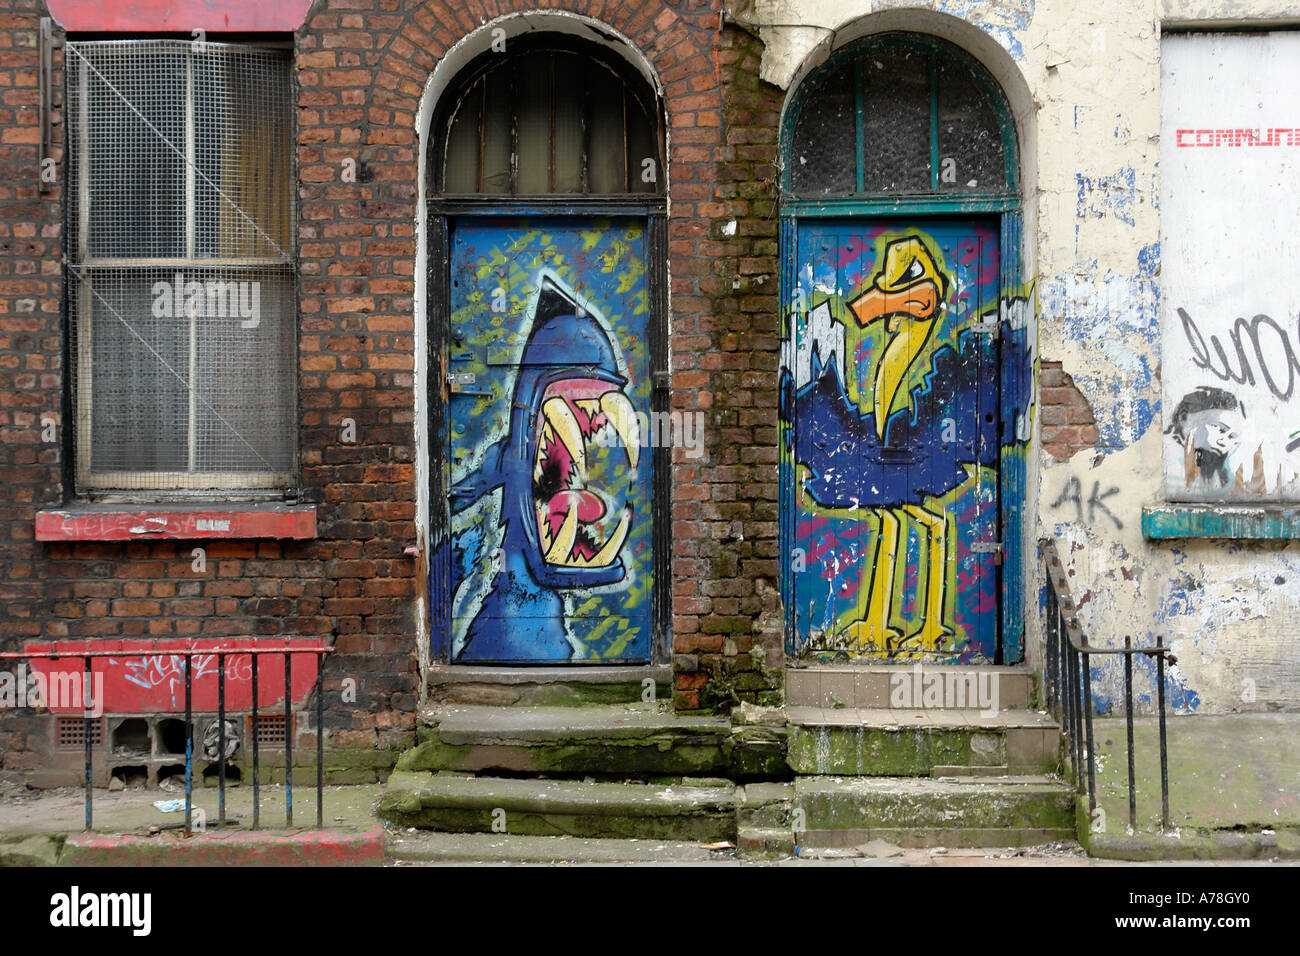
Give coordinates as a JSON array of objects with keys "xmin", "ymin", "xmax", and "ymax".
[
  {"xmin": 778, "ymin": 31, "xmax": 1033, "ymax": 666},
  {"xmin": 424, "ymin": 33, "xmax": 669, "ymax": 666}
]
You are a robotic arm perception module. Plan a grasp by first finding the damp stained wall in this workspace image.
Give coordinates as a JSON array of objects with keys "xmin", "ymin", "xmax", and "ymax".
[{"xmin": 734, "ymin": 0, "xmax": 1300, "ymax": 713}]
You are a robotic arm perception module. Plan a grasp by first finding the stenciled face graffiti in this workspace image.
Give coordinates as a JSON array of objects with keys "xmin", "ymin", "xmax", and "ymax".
[
  {"xmin": 436, "ymin": 220, "xmax": 654, "ymax": 664},
  {"xmin": 780, "ymin": 223, "xmax": 1033, "ymax": 663},
  {"xmin": 1165, "ymin": 311, "xmax": 1300, "ymax": 498}
]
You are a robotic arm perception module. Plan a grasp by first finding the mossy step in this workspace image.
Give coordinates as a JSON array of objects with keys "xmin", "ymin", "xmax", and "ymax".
[
  {"xmin": 787, "ymin": 665, "xmax": 1035, "ymax": 710},
  {"xmin": 787, "ymin": 708, "xmax": 1058, "ymax": 775},
  {"xmin": 385, "ymin": 830, "xmax": 732, "ymax": 864},
  {"xmin": 379, "ymin": 770, "xmax": 737, "ymax": 841},
  {"xmin": 426, "ymin": 665, "xmax": 672, "ymax": 708},
  {"xmin": 400, "ymin": 704, "xmax": 733, "ymax": 776},
  {"xmin": 793, "ymin": 775, "xmax": 1076, "ymax": 847}
]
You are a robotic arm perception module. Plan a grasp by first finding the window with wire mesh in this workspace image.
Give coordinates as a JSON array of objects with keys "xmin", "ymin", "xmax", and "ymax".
[
  {"xmin": 789, "ymin": 36, "xmax": 1013, "ymax": 198},
  {"xmin": 436, "ymin": 42, "xmax": 664, "ymax": 195},
  {"xmin": 66, "ymin": 40, "xmax": 296, "ymax": 495}
]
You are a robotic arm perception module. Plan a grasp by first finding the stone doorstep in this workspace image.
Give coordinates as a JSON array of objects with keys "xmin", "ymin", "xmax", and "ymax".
[
  {"xmin": 786, "ymin": 665, "xmax": 1035, "ymax": 710},
  {"xmin": 425, "ymin": 665, "xmax": 672, "ymax": 707},
  {"xmin": 786, "ymin": 706, "xmax": 1056, "ymax": 730},
  {"xmin": 429, "ymin": 703, "xmax": 730, "ymax": 743},
  {"xmin": 377, "ymin": 772, "xmax": 1075, "ymax": 857},
  {"xmin": 399, "ymin": 704, "xmax": 747, "ymax": 777},
  {"xmin": 378, "ymin": 771, "xmax": 737, "ymax": 842},
  {"xmin": 786, "ymin": 712, "xmax": 1060, "ymax": 776},
  {"xmin": 386, "ymin": 830, "xmax": 732, "ymax": 864},
  {"xmin": 793, "ymin": 776, "xmax": 1077, "ymax": 839},
  {"xmin": 58, "ymin": 825, "xmax": 385, "ymax": 866},
  {"xmin": 796, "ymin": 827, "xmax": 1077, "ymax": 849}
]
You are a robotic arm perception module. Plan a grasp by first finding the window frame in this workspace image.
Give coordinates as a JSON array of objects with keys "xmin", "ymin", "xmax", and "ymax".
[
  {"xmin": 780, "ymin": 32, "xmax": 1020, "ymax": 215},
  {"xmin": 65, "ymin": 37, "xmax": 298, "ymax": 500},
  {"xmin": 429, "ymin": 34, "xmax": 667, "ymax": 200}
]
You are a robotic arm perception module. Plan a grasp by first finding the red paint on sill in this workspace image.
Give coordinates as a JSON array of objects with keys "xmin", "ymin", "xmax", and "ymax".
[{"xmin": 35, "ymin": 505, "xmax": 316, "ymax": 542}]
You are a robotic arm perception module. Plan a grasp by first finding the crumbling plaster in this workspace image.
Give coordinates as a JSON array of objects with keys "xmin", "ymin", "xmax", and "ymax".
[{"xmin": 731, "ymin": 0, "xmax": 1300, "ymax": 712}]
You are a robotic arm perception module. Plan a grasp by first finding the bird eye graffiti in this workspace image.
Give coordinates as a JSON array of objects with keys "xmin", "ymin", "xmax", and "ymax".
[{"xmin": 780, "ymin": 225, "xmax": 1034, "ymax": 663}]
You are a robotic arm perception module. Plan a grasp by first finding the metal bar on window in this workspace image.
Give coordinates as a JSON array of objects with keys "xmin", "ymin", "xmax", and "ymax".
[
  {"xmin": 853, "ymin": 55, "xmax": 864, "ymax": 195},
  {"xmin": 929, "ymin": 52, "xmax": 940, "ymax": 191}
]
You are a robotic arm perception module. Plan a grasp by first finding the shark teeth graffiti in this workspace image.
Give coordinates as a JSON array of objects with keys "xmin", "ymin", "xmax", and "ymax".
[{"xmin": 532, "ymin": 378, "xmax": 638, "ymax": 568}]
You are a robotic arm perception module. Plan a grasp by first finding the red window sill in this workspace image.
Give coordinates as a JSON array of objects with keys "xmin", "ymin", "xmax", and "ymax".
[{"xmin": 35, "ymin": 503, "xmax": 317, "ymax": 542}]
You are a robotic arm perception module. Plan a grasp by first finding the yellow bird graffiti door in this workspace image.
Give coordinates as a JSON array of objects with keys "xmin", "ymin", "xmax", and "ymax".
[{"xmin": 781, "ymin": 220, "xmax": 1010, "ymax": 662}]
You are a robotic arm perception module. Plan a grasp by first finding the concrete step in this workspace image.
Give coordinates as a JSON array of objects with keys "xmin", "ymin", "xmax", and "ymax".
[
  {"xmin": 378, "ymin": 770, "xmax": 737, "ymax": 841},
  {"xmin": 786, "ymin": 665, "xmax": 1035, "ymax": 710},
  {"xmin": 425, "ymin": 665, "xmax": 671, "ymax": 707},
  {"xmin": 793, "ymin": 775, "xmax": 1076, "ymax": 848},
  {"xmin": 385, "ymin": 829, "xmax": 736, "ymax": 864},
  {"xmin": 399, "ymin": 703, "xmax": 755, "ymax": 777},
  {"xmin": 786, "ymin": 707, "xmax": 1059, "ymax": 775}
]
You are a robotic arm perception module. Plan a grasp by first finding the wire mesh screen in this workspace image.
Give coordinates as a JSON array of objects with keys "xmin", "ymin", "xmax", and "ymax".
[{"xmin": 67, "ymin": 40, "xmax": 295, "ymax": 494}]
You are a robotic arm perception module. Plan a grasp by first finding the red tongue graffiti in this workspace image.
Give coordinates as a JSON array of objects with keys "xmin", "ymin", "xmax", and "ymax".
[
  {"xmin": 547, "ymin": 489, "xmax": 607, "ymax": 533},
  {"xmin": 532, "ymin": 380, "xmax": 638, "ymax": 568}
]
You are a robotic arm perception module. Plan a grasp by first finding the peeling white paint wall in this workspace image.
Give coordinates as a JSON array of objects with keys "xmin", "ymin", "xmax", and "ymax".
[{"xmin": 734, "ymin": 0, "xmax": 1300, "ymax": 713}]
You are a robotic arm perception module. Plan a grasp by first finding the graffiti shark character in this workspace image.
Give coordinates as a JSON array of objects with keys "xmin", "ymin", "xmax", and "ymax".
[
  {"xmin": 781, "ymin": 235, "xmax": 1032, "ymax": 656},
  {"xmin": 445, "ymin": 275, "xmax": 641, "ymax": 662}
]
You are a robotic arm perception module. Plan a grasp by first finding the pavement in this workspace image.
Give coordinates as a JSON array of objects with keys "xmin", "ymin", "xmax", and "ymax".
[
  {"xmin": 1, "ymin": 712, "xmax": 1297, "ymax": 864},
  {"xmin": 1086, "ymin": 713, "xmax": 1300, "ymax": 860}
]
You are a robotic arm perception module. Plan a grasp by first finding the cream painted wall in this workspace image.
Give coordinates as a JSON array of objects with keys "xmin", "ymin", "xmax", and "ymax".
[{"xmin": 735, "ymin": 0, "xmax": 1300, "ymax": 713}]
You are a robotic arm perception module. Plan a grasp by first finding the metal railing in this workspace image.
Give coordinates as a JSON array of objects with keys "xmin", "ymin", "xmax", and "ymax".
[
  {"xmin": 1040, "ymin": 539, "xmax": 1174, "ymax": 832},
  {"xmin": 0, "ymin": 643, "xmax": 332, "ymax": 833}
]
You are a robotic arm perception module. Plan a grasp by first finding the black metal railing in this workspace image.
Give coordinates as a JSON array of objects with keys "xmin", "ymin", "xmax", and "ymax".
[
  {"xmin": 1040, "ymin": 539, "xmax": 1174, "ymax": 832},
  {"xmin": 0, "ymin": 643, "xmax": 332, "ymax": 833}
]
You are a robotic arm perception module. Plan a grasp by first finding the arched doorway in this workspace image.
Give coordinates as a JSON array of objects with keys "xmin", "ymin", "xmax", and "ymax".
[
  {"xmin": 426, "ymin": 34, "xmax": 669, "ymax": 665},
  {"xmin": 778, "ymin": 32, "xmax": 1032, "ymax": 665}
]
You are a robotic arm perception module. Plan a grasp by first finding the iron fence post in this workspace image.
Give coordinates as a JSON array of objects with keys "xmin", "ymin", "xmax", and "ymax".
[
  {"xmin": 316, "ymin": 650, "xmax": 324, "ymax": 828},
  {"xmin": 1081, "ymin": 648, "xmax": 1097, "ymax": 814},
  {"xmin": 1124, "ymin": 635, "xmax": 1136, "ymax": 832},
  {"xmin": 184, "ymin": 653, "xmax": 193, "ymax": 837},
  {"xmin": 252, "ymin": 652, "xmax": 260, "ymax": 830},
  {"xmin": 285, "ymin": 651, "xmax": 293, "ymax": 827},
  {"xmin": 83, "ymin": 655, "xmax": 92, "ymax": 831},
  {"xmin": 218, "ymin": 651, "xmax": 226, "ymax": 827},
  {"xmin": 1156, "ymin": 634, "xmax": 1170, "ymax": 832}
]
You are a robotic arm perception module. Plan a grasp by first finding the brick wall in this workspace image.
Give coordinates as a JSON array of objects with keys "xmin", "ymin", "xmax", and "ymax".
[
  {"xmin": 1040, "ymin": 360, "xmax": 1099, "ymax": 461},
  {"xmin": 0, "ymin": 0, "xmax": 789, "ymax": 782},
  {"xmin": 0, "ymin": 0, "xmax": 67, "ymax": 774},
  {"xmin": 669, "ymin": 22, "xmax": 783, "ymax": 710}
]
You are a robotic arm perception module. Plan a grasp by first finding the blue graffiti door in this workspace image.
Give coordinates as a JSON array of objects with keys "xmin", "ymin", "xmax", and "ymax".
[
  {"xmin": 782, "ymin": 219, "xmax": 1005, "ymax": 662},
  {"xmin": 444, "ymin": 217, "xmax": 654, "ymax": 664}
]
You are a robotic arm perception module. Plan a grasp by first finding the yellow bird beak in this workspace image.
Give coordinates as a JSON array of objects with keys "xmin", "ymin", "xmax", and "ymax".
[{"xmin": 847, "ymin": 237, "xmax": 949, "ymax": 440}]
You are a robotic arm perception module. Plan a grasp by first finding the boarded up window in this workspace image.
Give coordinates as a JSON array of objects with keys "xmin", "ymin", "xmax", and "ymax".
[
  {"xmin": 1160, "ymin": 33, "xmax": 1300, "ymax": 502},
  {"xmin": 67, "ymin": 40, "xmax": 295, "ymax": 495}
]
